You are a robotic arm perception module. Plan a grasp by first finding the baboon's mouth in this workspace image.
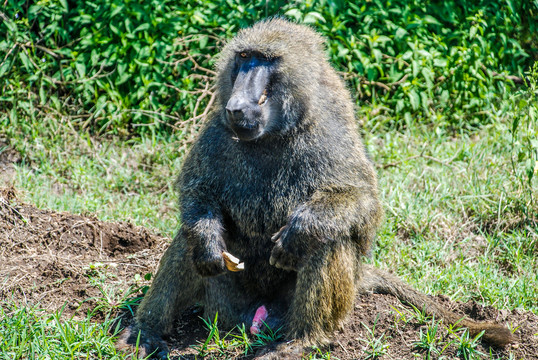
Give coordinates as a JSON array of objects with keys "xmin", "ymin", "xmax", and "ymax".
[
  {"xmin": 230, "ymin": 122, "xmax": 262, "ymax": 142},
  {"xmin": 258, "ymin": 89, "xmax": 268, "ymax": 106}
]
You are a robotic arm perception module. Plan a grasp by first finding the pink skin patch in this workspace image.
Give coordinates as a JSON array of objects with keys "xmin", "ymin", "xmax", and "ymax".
[{"xmin": 250, "ymin": 305, "xmax": 268, "ymax": 335}]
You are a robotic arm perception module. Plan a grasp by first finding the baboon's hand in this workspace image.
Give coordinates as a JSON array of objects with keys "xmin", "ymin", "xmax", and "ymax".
[
  {"xmin": 269, "ymin": 225, "xmax": 301, "ymax": 271},
  {"xmin": 192, "ymin": 244, "xmax": 227, "ymax": 277}
]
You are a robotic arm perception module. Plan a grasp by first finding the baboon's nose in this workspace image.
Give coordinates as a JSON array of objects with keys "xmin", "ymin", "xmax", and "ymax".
[{"xmin": 226, "ymin": 97, "xmax": 247, "ymax": 122}]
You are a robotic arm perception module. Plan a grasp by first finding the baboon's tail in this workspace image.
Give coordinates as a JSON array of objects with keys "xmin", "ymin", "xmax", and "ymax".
[{"xmin": 358, "ymin": 265, "xmax": 514, "ymax": 347}]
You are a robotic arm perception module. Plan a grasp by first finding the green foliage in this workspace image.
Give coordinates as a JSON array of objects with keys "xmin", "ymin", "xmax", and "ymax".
[
  {"xmin": 360, "ymin": 316, "xmax": 389, "ymax": 359},
  {"xmin": 193, "ymin": 312, "xmax": 282, "ymax": 358},
  {"xmin": 506, "ymin": 63, "xmax": 538, "ymax": 206},
  {"xmin": 413, "ymin": 318, "xmax": 452, "ymax": 359},
  {"xmin": 452, "ymin": 328, "xmax": 486, "ymax": 360},
  {"xmin": 1, "ymin": 0, "xmax": 536, "ymax": 133},
  {"xmin": 285, "ymin": 0, "xmax": 537, "ymax": 129}
]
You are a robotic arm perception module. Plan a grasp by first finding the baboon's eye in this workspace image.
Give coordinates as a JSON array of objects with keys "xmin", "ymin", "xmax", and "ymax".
[{"xmin": 239, "ymin": 52, "xmax": 249, "ymax": 59}]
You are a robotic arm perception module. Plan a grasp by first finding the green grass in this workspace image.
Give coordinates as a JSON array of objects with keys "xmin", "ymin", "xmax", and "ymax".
[
  {"xmin": 0, "ymin": 302, "xmax": 127, "ymax": 360},
  {"xmin": 366, "ymin": 121, "xmax": 537, "ymax": 312}
]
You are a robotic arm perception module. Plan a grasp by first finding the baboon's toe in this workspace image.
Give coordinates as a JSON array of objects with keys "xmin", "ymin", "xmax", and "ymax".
[{"xmin": 116, "ymin": 325, "xmax": 169, "ymax": 359}]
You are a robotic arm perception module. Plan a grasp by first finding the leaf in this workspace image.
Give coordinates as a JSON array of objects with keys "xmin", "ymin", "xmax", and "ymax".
[
  {"xmin": 0, "ymin": 60, "xmax": 11, "ymax": 77},
  {"xmin": 423, "ymin": 15, "xmax": 441, "ymax": 25},
  {"xmin": 470, "ymin": 26, "xmax": 477, "ymax": 39},
  {"xmin": 116, "ymin": 72, "xmax": 131, "ymax": 86},
  {"xmin": 367, "ymin": 66, "xmax": 377, "ymax": 81},
  {"xmin": 376, "ymin": 35, "xmax": 391, "ymax": 44},
  {"xmin": 75, "ymin": 61, "xmax": 86, "ymax": 78},
  {"xmin": 412, "ymin": 59, "xmax": 419, "ymax": 78},
  {"xmin": 2, "ymin": 18, "xmax": 16, "ymax": 32},
  {"xmin": 110, "ymin": 5, "xmax": 125, "ymax": 18},
  {"xmin": 39, "ymin": 83, "xmax": 46, "ymax": 105},
  {"xmin": 110, "ymin": 23, "xmax": 121, "ymax": 36},
  {"xmin": 440, "ymin": 90, "xmax": 449, "ymax": 106},
  {"xmin": 408, "ymin": 90, "xmax": 420, "ymax": 110},
  {"xmin": 421, "ymin": 67, "xmax": 433, "ymax": 89},
  {"xmin": 199, "ymin": 35, "xmax": 208, "ymax": 49},
  {"xmin": 372, "ymin": 49, "xmax": 382, "ymax": 63},
  {"xmin": 433, "ymin": 58, "xmax": 448, "ymax": 68},
  {"xmin": 304, "ymin": 12, "xmax": 325, "ymax": 24},
  {"xmin": 395, "ymin": 27, "xmax": 408, "ymax": 41},
  {"xmin": 512, "ymin": 116, "xmax": 520, "ymax": 134},
  {"xmin": 284, "ymin": 9, "xmax": 303, "ymax": 21},
  {"xmin": 134, "ymin": 23, "xmax": 151, "ymax": 33},
  {"xmin": 18, "ymin": 51, "xmax": 32, "ymax": 71},
  {"xmin": 116, "ymin": 63, "xmax": 129, "ymax": 85}
]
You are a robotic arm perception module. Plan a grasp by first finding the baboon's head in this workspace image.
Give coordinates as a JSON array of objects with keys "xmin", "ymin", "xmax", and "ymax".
[{"xmin": 216, "ymin": 18, "xmax": 329, "ymax": 142}]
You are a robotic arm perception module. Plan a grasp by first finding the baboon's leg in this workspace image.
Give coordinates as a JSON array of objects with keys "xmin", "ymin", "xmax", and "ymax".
[
  {"xmin": 116, "ymin": 229, "xmax": 204, "ymax": 358},
  {"xmin": 203, "ymin": 275, "xmax": 246, "ymax": 328},
  {"xmin": 286, "ymin": 241, "xmax": 357, "ymax": 345},
  {"xmin": 136, "ymin": 229, "xmax": 204, "ymax": 335}
]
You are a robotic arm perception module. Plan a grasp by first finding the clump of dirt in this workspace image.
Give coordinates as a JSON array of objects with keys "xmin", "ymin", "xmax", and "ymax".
[{"xmin": 1, "ymin": 187, "xmax": 537, "ymax": 359}]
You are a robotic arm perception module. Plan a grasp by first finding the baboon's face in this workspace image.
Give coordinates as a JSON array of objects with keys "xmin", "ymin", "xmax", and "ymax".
[{"xmin": 225, "ymin": 50, "xmax": 279, "ymax": 142}]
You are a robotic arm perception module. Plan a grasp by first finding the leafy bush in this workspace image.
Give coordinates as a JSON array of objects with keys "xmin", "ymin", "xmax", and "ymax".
[
  {"xmin": 0, "ymin": 0, "xmax": 536, "ymax": 134},
  {"xmin": 285, "ymin": 0, "xmax": 537, "ymax": 129}
]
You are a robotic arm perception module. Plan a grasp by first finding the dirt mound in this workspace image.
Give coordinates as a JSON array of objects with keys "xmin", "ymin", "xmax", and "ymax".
[
  {"xmin": 0, "ymin": 187, "xmax": 166, "ymax": 313},
  {"xmin": 1, "ymin": 188, "xmax": 536, "ymax": 359}
]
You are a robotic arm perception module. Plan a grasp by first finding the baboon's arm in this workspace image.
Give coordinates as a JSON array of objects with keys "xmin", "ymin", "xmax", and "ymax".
[
  {"xmin": 270, "ymin": 184, "xmax": 382, "ymax": 270},
  {"xmin": 292, "ymin": 184, "xmax": 382, "ymax": 239},
  {"xmin": 180, "ymin": 194, "xmax": 228, "ymax": 277}
]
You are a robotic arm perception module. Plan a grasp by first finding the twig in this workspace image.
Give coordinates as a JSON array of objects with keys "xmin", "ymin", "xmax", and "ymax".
[
  {"xmin": 481, "ymin": 64, "xmax": 524, "ymax": 84},
  {"xmin": 0, "ymin": 43, "xmax": 17, "ymax": 68},
  {"xmin": 128, "ymin": 110, "xmax": 183, "ymax": 131},
  {"xmin": 380, "ymin": 151, "xmax": 461, "ymax": 169},
  {"xmin": 342, "ymin": 73, "xmax": 408, "ymax": 92},
  {"xmin": 381, "ymin": 155, "xmax": 421, "ymax": 169},
  {"xmin": 0, "ymin": 196, "xmax": 28, "ymax": 223},
  {"xmin": 382, "ymin": 53, "xmax": 411, "ymax": 67},
  {"xmin": 187, "ymin": 53, "xmax": 217, "ymax": 76},
  {"xmin": 0, "ymin": 10, "xmax": 9, "ymax": 22},
  {"xmin": 179, "ymin": 88, "xmax": 217, "ymax": 125},
  {"xmin": 20, "ymin": 45, "xmax": 113, "ymax": 85}
]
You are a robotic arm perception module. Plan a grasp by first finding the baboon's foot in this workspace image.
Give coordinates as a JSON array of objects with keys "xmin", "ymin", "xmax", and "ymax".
[
  {"xmin": 253, "ymin": 341, "xmax": 305, "ymax": 360},
  {"xmin": 116, "ymin": 325, "xmax": 169, "ymax": 359}
]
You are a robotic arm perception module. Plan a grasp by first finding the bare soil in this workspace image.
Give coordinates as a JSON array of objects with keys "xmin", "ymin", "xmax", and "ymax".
[{"xmin": 1, "ymin": 186, "xmax": 537, "ymax": 359}]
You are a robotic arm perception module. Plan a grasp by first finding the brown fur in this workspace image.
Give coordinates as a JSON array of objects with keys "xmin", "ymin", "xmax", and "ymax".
[{"xmin": 116, "ymin": 19, "xmax": 513, "ymax": 358}]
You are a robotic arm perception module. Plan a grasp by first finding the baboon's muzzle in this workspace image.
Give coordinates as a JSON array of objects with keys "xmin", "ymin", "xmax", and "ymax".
[{"xmin": 225, "ymin": 62, "xmax": 270, "ymax": 141}]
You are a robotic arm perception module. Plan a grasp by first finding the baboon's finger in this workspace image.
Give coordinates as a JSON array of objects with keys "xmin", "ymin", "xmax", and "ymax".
[{"xmin": 271, "ymin": 225, "xmax": 288, "ymax": 242}]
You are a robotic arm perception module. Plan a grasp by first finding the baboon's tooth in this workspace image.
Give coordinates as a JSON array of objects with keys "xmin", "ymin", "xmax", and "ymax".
[{"xmin": 258, "ymin": 90, "xmax": 268, "ymax": 105}]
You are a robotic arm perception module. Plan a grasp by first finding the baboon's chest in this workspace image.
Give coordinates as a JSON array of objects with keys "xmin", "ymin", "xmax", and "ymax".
[
  {"xmin": 220, "ymin": 170, "xmax": 309, "ymax": 237},
  {"xmin": 213, "ymin": 135, "xmax": 324, "ymax": 239}
]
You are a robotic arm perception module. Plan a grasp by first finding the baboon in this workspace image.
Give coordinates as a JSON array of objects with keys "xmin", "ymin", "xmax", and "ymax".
[{"xmin": 116, "ymin": 18, "xmax": 514, "ymax": 358}]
